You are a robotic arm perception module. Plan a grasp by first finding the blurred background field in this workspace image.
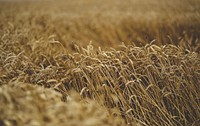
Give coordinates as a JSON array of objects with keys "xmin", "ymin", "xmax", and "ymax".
[
  {"xmin": 1, "ymin": 0, "xmax": 200, "ymax": 52},
  {"xmin": 0, "ymin": 0, "xmax": 200, "ymax": 126}
]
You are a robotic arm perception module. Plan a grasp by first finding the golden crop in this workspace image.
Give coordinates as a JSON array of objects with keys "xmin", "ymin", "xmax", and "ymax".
[{"xmin": 0, "ymin": 0, "xmax": 199, "ymax": 126}]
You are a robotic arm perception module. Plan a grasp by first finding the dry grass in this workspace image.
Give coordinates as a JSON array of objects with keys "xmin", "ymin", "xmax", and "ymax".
[
  {"xmin": 0, "ymin": 0, "xmax": 200, "ymax": 126},
  {"xmin": 1, "ymin": 43, "xmax": 199, "ymax": 125}
]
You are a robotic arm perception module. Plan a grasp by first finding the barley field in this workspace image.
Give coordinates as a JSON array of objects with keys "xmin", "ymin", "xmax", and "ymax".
[{"xmin": 0, "ymin": 0, "xmax": 200, "ymax": 126}]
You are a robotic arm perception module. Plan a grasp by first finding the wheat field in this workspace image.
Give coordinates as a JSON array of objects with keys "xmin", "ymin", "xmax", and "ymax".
[{"xmin": 0, "ymin": 0, "xmax": 200, "ymax": 126}]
